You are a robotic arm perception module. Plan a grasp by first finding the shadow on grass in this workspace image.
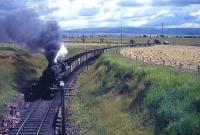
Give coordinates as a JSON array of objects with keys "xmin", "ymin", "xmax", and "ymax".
[
  {"xmin": 12, "ymin": 54, "xmax": 39, "ymax": 93},
  {"xmin": 130, "ymin": 80, "xmax": 151, "ymax": 108},
  {"xmin": 92, "ymin": 85, "xmax": 115, "ymax": 96}
]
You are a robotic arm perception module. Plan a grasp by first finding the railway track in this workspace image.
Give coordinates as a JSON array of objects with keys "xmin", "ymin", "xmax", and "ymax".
[
  {"xmin": 8, "ymin": 45, "xmax": 130, "ymax": 135},
  {"xmin": 9, "ymin": 97, "xmax": 60, "ymax": 135}
]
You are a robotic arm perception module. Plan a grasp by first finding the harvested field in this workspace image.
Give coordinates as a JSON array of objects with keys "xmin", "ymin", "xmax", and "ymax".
[{"xmin": 120, "ymin": 45, "xmax": 200, "ymax": 71}]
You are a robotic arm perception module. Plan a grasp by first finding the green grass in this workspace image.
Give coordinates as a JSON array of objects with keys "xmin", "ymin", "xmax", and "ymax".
[
  {"xmin": 0, "ymin": 46, "xmax": 47, "ymax": 113},
  {"xmin": 71, "ymin": 53, "xmax": 200, "ymax": 135}
]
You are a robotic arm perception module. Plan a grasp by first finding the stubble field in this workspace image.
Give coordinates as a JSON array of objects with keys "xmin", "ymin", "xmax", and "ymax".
[{"xmin": 120, "ymin": 45, "xmax": 200, "ymax": 71}]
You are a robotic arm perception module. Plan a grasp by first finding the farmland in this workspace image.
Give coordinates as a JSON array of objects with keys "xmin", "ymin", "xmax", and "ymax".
[
  {"xmin": 120, "ymin": 45, "xmax": 200, "ymax": 71},
  {"xmin": 65, "ymin": 36, "xmax": 200, "ymax": 46}
]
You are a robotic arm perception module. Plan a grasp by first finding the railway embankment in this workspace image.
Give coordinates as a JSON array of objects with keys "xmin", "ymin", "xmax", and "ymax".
[
  {"xmin": 0, "ymin": 46, "xmax": 47, "ymax": 133},
  {"xmin": 71, "ymin": 53, "xmax": 200, "ymax": 135}
]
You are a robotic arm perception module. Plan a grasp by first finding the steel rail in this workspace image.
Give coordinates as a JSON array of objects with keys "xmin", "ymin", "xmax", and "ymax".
[
  {"xmin": 15, "ymin": 100, "xmax": 41, "ymax": 135},
  {"xmin": 36, "ymin": 98, "xmax": 55, "ymax": 135}
]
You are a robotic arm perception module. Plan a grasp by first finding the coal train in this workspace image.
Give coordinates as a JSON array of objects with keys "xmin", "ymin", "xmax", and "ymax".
[{"xmin": 24, "ymin": 47, "xmax": 113, "ymax": 101}]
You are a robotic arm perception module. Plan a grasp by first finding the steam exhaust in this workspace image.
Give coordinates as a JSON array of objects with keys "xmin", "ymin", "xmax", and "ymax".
[
  {"xmin": 0, "ymin": 1, "xmax": 67, "ymax": 63},
  {"xmin": 54, "ymin": 43, "xmax": 68, "ymax": 63}
]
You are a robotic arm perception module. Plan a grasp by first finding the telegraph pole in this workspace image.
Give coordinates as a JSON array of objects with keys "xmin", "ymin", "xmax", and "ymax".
[
  {"xmin": 60, "ymin": 81, "xmax": 66, "ymax": 135},
  {"xmin": 121, "ymin": 24, "xmax": 123, "ymax": 45},
  {"xmin": 161, "ymin": 23, "xmax": 164, "ymax": 36}
]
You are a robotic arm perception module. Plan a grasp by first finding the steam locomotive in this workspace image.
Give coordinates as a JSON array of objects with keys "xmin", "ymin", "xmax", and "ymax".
[
  {"xmin": 24, "ymin": 61, "xmax": 70, "ymax": 101},
  {"xmin": 24, "ymin": 45, "xmax": 129, "ymax": 101},
  {"xmin": 24, "ymin": 48, "xmax": 108, "ymax": 101}
]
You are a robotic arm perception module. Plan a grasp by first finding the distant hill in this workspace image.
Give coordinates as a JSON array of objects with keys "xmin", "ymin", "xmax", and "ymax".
[{"xmin": 62, "ymin": 27, "xmax": 200, "ymax": 37}]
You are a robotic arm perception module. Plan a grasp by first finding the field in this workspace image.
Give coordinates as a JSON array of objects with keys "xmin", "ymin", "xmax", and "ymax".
[
  {"xmin": 65, "ymin": 36, "xmax": 200, "ymax": 58},
  {"xmin": 120, "ymin": 45, "xmax": 200, "ymax": 71},
  {"xmin": 71, "ymin": 53, "xmax": 200, "ymax": 135},
  {"xmin": 0, "ymin": 45, "xmax": 47, "ymax": 113},
  {"xmin": 65, "ymin": 36, "xmax": 200, "ymax": 46}
]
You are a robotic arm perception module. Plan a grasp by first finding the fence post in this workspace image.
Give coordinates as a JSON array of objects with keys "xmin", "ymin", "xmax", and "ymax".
[
  {"xmin": 86, "ymin": 50, "xmax": 88, "ymax": 70},
  {"xmin": 162, "ymin": 60, "xmax": 165, "ymax": 67},
  {"xmin": 179, "ymin": 63, "xmax": 182, "ymax": 70},
  {"xmin": 197, "ymin": 65, "xmax": 200, "ymax": 75}
]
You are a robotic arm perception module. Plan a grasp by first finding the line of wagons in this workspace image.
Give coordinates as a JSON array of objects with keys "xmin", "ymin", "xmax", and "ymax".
[{"xmin": 24, "ymin": 46, "xmax": 120, "ymax": 101}]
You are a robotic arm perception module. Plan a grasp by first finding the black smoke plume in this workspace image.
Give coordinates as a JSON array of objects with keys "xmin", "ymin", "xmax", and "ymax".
[{"xmin": 0, "ymin": 1, "xmax": 62, "ymax": 63}]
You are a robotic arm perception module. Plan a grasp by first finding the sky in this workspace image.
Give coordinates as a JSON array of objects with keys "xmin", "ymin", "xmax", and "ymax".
[{"xmin": 0, "ymin": 0, "xmax": 200, "ymax": 30}]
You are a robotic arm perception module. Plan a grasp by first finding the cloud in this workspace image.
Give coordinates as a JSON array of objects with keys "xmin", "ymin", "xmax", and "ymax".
[
  {"xmin": 0, "ymin": 0, "xmax": 200, "ymax": 29},
  {"xmin": 118, "ymin": 0, "xmax": 153, "ymax": 7},
  {"xmin": 0, "ymin": 0, "xmax": 27, "ymax": 17},
  {"xmin": 0, "ymin": 0, "xmax": 60, "ymax": 18},
  {"xmin": 0, "ymin": 0, "xmax": 27, "ymax": 11},
  {"xmin": 118, "ymin": 1, "xmax": 141, "ymax": 7},
  {"xmin": 168, "ymin": 23, "xmax": 200, "ymax": 28},
  {"xmin": 118, "ymin": 0, "xmax": 200, "ymax": 7},
  {"xmin": 79, "ymin": 7, "xmax": 100, "ymax": 16},
  {"xmin": 147, "ymin": 8, "xmax": 197, "ymax": 27},
  {"xmin": 153, "ymin": 0, "xmax": 200, "ymax": 7},
  {"xmin": 59, "ymin": 19, "xmax": 89, "ymax": 29}
]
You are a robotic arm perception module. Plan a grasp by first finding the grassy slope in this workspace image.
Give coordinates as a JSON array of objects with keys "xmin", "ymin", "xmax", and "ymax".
[
  {"xmin": 0, "ymin": 46, "xmax": 47, "ymax": 113},
  {"xmin": 71, "ymin": 53, "xmax": 200, "ymax": 135}
]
